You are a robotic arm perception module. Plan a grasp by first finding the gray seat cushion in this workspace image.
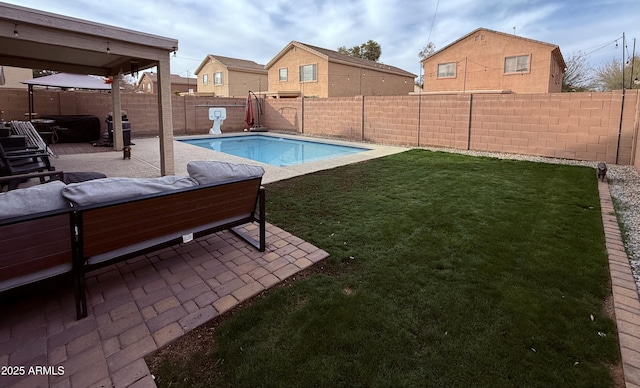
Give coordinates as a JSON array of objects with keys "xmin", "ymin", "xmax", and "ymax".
[
  {"xmin": 187, "ymin": 161, "xmax": 265, "ymax": 185},
  {"xmin": 61, "ymin": 175, "xmax": 198, "ymax": 206},
  {"xmin": 0, "ymin": 180, "xmax": 68, "ymax": 219}
]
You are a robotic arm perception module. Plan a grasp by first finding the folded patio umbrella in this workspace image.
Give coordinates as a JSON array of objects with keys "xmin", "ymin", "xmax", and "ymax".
[{"xmin": 244, "ymin": 92, "xmax": 254, "ymax": 127}]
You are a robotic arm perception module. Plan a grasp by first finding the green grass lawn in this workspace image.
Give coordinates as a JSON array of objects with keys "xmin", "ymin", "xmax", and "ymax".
[{"xmin": 150, "ymin": 149, "xmax": 620, "ymax": 387}]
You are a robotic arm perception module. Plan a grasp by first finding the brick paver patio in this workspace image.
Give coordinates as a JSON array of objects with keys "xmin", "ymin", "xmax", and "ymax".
[{"xmin": 0, "ymin": 222, "xmax": 328, "ymax": 387}]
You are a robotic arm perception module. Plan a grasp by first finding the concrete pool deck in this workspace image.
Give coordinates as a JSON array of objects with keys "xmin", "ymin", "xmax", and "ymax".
[{"xmin": 50, "ymin": 132, "xmax": 409, "ymax": 183}]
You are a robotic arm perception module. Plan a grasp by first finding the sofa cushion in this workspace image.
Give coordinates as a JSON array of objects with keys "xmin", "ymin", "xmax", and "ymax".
[
  {"xmin": 187, "ymin": 161, "xmax": 265, "ymax": 185},
  {"xmin": 0, "ymin": 181, "xmax": 68, "ymax": 219},
  {"xmin": 61, "ymin": 176, "xmax": 198, "ymax": 207}
]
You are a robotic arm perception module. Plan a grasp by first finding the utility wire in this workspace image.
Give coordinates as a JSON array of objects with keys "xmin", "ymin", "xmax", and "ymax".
[{"xmin": 427, "ymin": 0, "xmax": 440, "ymax": 44}]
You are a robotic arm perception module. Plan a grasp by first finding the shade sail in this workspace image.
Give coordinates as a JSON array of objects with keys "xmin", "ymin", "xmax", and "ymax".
[{"xmin": 21, "ymin": 73, "xmax": 111, "ymax": 90}]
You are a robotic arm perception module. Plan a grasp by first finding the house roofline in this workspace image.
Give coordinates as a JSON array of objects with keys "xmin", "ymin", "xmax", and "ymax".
[
  {"xmin": 194, "ymin": 54, "xmax": 267, "ymax": 75},
  {"xmin": 266, "ymin": 41, "xmax": 416, "ymax": 78},
  {"xmin": 422, "ymin": 27, "xmax": 565, "ymax": 66}
]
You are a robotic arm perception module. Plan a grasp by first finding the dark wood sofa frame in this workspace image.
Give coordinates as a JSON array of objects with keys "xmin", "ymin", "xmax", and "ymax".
[
  {"xmin": 1, "ymin": 176, "xmax": 265, "ymax": 320},
  {"xmin": 0, "ymin": 206, "xmax": 84, "ymax": 318},
  {"xmin": 74, "ymin": 177, "xmax": 265, "ymax": 318}
]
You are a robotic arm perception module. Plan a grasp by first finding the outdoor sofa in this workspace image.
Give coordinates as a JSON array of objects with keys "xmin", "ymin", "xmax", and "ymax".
[{"xmin": 0, "ymin": 161, "xmax": 265, "ymax": 319}]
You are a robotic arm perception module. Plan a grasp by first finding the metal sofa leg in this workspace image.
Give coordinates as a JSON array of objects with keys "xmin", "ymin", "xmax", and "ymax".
[{"xmin": 259, "ymin": 186, "xmax": 266, "ymax": 252}]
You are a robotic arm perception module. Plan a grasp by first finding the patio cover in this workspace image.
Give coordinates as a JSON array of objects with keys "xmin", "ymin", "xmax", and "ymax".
[{"xmin": 0, "ymin": 3, "xmax": 178, "ymax": 175}]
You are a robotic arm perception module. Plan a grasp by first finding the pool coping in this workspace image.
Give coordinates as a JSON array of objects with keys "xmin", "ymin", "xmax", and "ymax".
[
  {"xmin": 173, "ymin": 132, "xmax": 408, "ymax": 184},
  {"xmin": 49, "ymin": 133, "xmax": 409, "ymax": 185},
  {"xmin": 178, "ymin": 132, "xmax": 372, "ymax": 168}
]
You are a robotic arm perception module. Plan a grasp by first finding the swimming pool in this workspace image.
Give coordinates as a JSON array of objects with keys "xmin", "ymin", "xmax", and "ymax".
[{"xmin": 180, "ymin": 135, "xmax": 369, "ymax": 167}]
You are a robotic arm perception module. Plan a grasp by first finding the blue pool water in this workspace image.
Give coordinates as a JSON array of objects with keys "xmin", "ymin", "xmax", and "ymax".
[{"xmin": 180, "ymin": 135, "xmax": 369, "ymax": 167}]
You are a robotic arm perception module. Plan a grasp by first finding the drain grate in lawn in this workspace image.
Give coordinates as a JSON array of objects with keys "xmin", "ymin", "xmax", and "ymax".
[{"xmin": 147, "ymin": 149, "xmax": 620, "ymax": 388}]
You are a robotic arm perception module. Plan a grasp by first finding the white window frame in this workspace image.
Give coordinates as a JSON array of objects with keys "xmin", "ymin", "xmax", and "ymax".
[
  {"xmin": 504, "ymin": 55, "xmax": 530, "ymax": 74},
  {"xmin": 202, "ymin": 74, "xmax": 208, "ymax": 85},
  {"xmin": 279, "ymin": 68, "xmax": 288, "ymax": 81},
  {"xmin": 214, "ymin": 72, "xmax": 223, "ymax": 85},
  {"xmin": 299, "ymin": 64, "xmax": 317, "ymax": 82},
  {"xmin": 437, "ymin": 62, "xmax": 456, "ymax": 78}
]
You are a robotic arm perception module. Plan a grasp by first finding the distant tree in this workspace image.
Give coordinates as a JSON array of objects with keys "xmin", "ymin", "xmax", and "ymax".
[
  {"xmin": 627, "ymin": 55, "xmax": 640, "ymax": 89},
  {"xmin": 337, "ymin": 40, "xmax": 381, "ymax": 62},
  {"xmin": 33, "ymin": 69, "xmax": 56, "ymax": 78},
  {"xmin": 418, "ymin": 42, "xmax": 436, "ymax": 60},
  {"xmin": 594, "ymin": 55, "xmax": 640, "ymax": 91},
  {"xmin": 360, "ymin": 40, "xmax": 381, "ymax": 61},
  {"xmin": 416, "ymin": 42, "xmax": 436, "ymax": 87},
  {"xmin": 562, "ymin": 51, "xmax": 595, "ymax": 92},
  {"xmin": 120, "ymin": 74, "xmax": 137, "ymax": 92}
]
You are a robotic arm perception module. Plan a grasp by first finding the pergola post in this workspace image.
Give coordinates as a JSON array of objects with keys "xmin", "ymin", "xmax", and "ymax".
[
  {"xmin": 112, "ymin": 73, "xmax": 123, "ymax": 150},
  {"xmin": 156, "ymin": 57, "xmax": 174, "ymax": 175}
]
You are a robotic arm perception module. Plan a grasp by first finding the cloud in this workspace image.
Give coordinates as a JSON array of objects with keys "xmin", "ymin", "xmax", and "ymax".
[{"xmin": 3, "ymin": 0, "xmax": 639, "ymax": 78}]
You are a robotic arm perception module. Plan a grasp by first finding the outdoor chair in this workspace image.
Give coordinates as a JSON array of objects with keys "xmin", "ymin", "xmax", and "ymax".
[
  {"xmin": 0, "ymin": 143, "xmax": 56, "ymax": 190},
  {"xmin": 10, "ymin": 120, "xmax": 56, "ymax": 157}
]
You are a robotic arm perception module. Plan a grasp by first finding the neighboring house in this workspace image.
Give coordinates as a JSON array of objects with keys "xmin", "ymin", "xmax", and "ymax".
[
  {"xmin": 194, "ymin": 55, "xmax": 267, "ymax": 97},
  {"xmin": 265, "ymin": 41, "xmax": 416, "ymax": 98},
  {"xmin": 0, "ymin": 66, "xmax": 32, "ymax": 89},
  {"xmin": 137, "ymin": 72, "xmax": 196, "ymax": 94},
  {"xmin": 421, "ymin": 28, "xmax": 565, "ymax": 94}
]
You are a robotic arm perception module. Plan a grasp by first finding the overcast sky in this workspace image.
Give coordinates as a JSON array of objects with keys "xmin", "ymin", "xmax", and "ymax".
[{"xmin": 4, "ymin": 0, "xmax": 640, "ymax": 79}]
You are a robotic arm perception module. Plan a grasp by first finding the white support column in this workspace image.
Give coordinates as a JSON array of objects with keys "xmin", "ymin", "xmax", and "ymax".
[
  {"xmin": 111, "ymin": 73, "xmax": 123, "ymax": 150},
  {"xmin": 156, "ymin": 58, "xmax": 175, "ymax": 175}
]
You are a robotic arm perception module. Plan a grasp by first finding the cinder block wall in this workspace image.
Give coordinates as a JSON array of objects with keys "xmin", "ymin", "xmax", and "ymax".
[
  {"xmin": 303, "ymin": 97, "xmax": 362, "ymax": 140},
  {"xmin": 1, "ymin": 88, "xmax": 638, "ymax": 167},
  {"xmin": 417, "ymin": 94, "xmax": 471, "ymax": 149},
  {"xmin": 262, "ymin": 98, "xmax": 300, "ymax": 132},
  {"xmin": 262, "ymin": 90, "xmax": 639, "ymax": 165},
  {"xmin": 15, "ymin": 92, "xmax": 251, "ymax": 137},
  {"xmin": 468, "ymin": 92, "xmax": 636, "ymax": 164}
]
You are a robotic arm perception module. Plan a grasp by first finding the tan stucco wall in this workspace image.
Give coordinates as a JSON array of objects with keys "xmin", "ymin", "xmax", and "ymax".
[
  {"xmin": 0, "ymin": 66, "xmax": 32, "ymax": 89},
  {"xmin": 196, "ymin": 61, "xmax": 267, "ymax": 97},
  {"xmin": 327, "ymin": 62, "xmax": 414, "ymax": 97},
  {"xmin": 422, "ymin": 31, "xmax": 563, "ymax": 94},
  {"xmin": 138, "ymin": 74, "xmax": 195, "ymax": 94},
  {"xmin": 268, "ymin": 47, "xmax": 328, "ymax": 97},
  {"xmin": 269, "ymin": 48, "xmax": 414, "ymax": 97},
  {"xmin": 138, "ymin": 74, "xmax": 154, "ymax": 93},
  {"xmin": 197, "ymin": 61, "xmax": 229, "ymax": 96},
  {"xmin": 228, "ymin": 71, "xmax": 267, "ymax": 97}
]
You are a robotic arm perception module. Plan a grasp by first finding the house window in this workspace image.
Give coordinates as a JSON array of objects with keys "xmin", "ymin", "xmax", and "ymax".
[
  {"xmin": 202, "ymin": 74, "xmax": 208, "ymax": 85},
  {"xmin": 214, "ymin": 72, "xmax": 223, "ymax": 85},
  {"xmin": 504, "ymin": 55, "xmax": 530, "ymax": 73},
  {"xmin": 437, "ymin": 62, "xmax": 456, "ymax": 78},
  {"xmin": 279, "ymin": 68, "xmax": 288, "ymax": 81},
  {"xmin": 299, "ymin": 64, "xmax": 317, "ymax": 82}
]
